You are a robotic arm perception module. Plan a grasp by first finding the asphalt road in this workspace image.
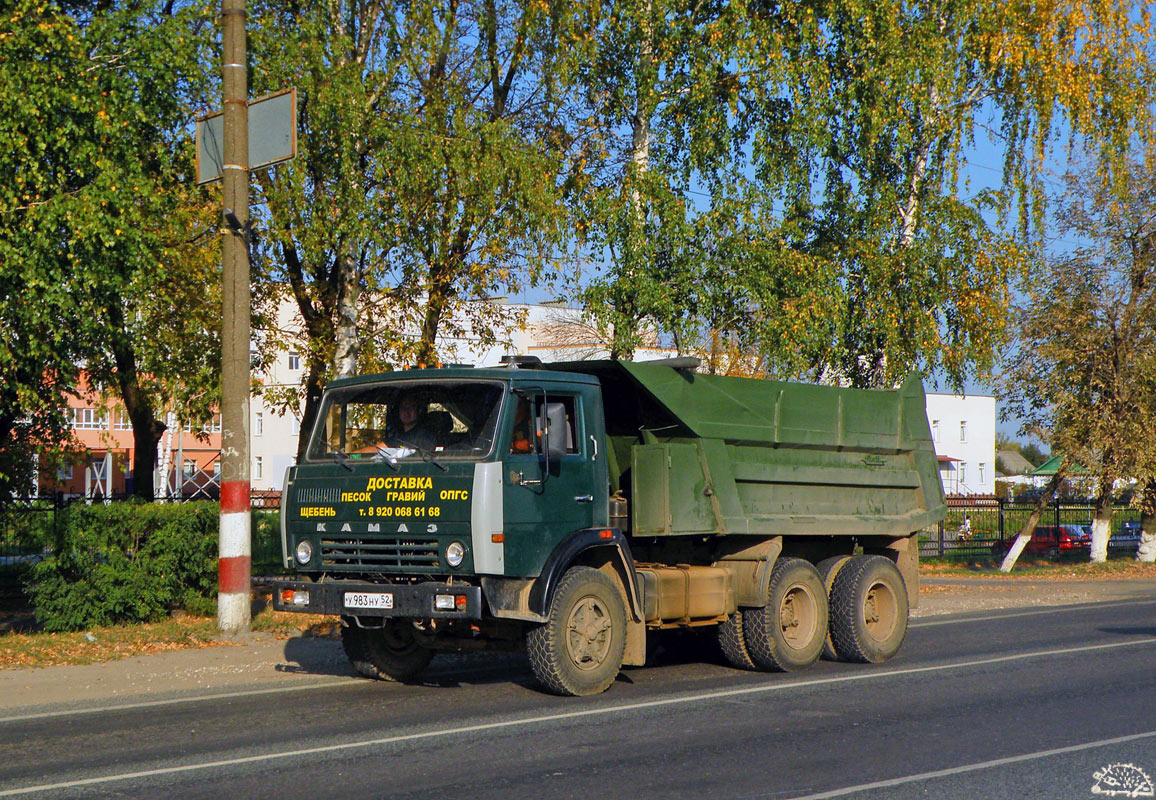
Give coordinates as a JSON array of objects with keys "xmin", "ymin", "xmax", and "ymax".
[{"xmin": 2, "ymin": 599, "xmax": 1155, "ymax": 800}]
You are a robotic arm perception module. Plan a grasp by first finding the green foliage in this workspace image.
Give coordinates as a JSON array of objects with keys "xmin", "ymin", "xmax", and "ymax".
[
  {"xmin": 1020, "ymin": 443, "xmax": 1049, "ymax": 468},
  {"xmin": 27, "ymin": 502, "xmax": 219, "ymax": 631},
  {"xmin": 24, "ymin": 501, "xmax": 290, "ymax": 631},
  {"xmin": 1001, "ymin": 157, "xmax": 1156, "ymax": 496},
  {"xmin": 251, "ymin": 510, "xmax": 287, "ymax": 575},
  {"xmin": 248, "ymin": 0, "xmax": 573, "ymax": 458},
  {"xmin": 0, "ymin": 0, "xmax": 220, "ymax": 499},
  {"xmin": 574, "ymin": 0, "xmax": 1156, "ymax": 387}
]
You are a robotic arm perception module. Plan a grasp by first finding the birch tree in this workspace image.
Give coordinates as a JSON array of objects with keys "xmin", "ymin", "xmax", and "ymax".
[{"xmin": 766, "ymin": 0, "xmax": 1156, "ymax": 389}]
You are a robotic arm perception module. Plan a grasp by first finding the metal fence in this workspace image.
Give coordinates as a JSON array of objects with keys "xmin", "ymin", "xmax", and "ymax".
[{"xmin": 920, "ymin": 497, "xmax": 1141, "ymax": 558}]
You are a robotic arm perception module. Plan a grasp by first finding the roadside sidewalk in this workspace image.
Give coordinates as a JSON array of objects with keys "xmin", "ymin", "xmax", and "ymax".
[
  {"xmin": 1, "ymin": 576, "xmax": 1153, "ymax": 717},
  {"xmin": 0, "ymin": 633, "xmax": 354, "ymax": 717}
]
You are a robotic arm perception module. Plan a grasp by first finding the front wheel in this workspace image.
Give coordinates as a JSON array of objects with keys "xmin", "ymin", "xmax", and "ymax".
[
  {"xmin": 526, "ymin": 566, "xmax": 627, "ymax": 696},
  {"xmin": 828, "ymin": 556, "xmax": 909, "ymax": 663},
  {"xmin": 341, "ymin": 619, "xmax": 434, "ymax": 682}
]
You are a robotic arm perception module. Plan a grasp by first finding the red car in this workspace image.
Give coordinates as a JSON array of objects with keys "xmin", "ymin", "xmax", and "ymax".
[{"xmin": 990, "ymin": 525, "xmax": 1091, "ymax": 557}]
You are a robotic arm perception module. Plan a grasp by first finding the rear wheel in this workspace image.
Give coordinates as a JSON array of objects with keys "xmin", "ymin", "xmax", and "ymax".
[
  {"xmin": 828, "ymin": 556, "xmax": 908, "ymax": 663},
  {"xmin": 816, "ymin": 555, "xmax": 852, "ymax": 661},
  {"xmin": 718, "ymin": 611, "xmax": 757, "ymax": 670},
  {"xmin": 527, "ymin": 567, "xmax": 627, "ymax": 696},
  {"xmin": 341, "ymin": 618, "xmax": 435, "ymax": 682},
  {"xmin": 742, "ymin": 558, "xmax": 827, "ymax": 672}
]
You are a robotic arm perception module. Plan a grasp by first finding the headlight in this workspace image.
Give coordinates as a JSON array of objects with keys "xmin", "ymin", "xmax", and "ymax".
[
  {"xmin": 445, "ymin": 541, "xmax": 465, "ymax": 568},
  {"xmin": 295, "ymin": 540, "xmax": 313, "ymax": 565}
]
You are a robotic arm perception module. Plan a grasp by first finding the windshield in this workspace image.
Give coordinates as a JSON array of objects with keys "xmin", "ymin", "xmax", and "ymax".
[{"xmin": 306, "ymin": 379, "xmax": 505, "ymax": 463}]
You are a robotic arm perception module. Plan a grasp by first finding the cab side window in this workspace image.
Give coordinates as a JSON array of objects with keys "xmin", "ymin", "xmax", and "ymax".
[{"xmin": 510, "ymin": 394, "xmax": 580, "ymax": 455}]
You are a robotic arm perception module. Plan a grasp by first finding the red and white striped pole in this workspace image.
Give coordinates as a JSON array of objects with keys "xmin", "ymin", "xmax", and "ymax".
[{"xmin": 218, "ymin": 0, "xmax": 251, "ymax": 633}]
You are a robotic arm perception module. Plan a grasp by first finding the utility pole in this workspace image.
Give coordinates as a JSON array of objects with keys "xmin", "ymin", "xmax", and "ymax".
[{"xmin": 218, "ymin": 0, "xmax": 251, "ymax": 634}]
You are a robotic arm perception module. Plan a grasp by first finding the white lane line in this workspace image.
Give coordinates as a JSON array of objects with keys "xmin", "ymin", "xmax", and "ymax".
[
  {"xmin": 1, "ymin": 637, "xmax": 1153, "ymax": 797},
  {"xmin": 0, "ymin": 679, "xmax": 365, "ymax": 724},
  {"xmin": 910, "ymin": 598, "xmax": 1156, "ymax": 628},
  {"xmin": 3, "ymin": 599, "xmax": 1145, "ymax": 725},
  {"xmin": 785, "ymin": 728, "xmax": 1156, "ymax": 799}
]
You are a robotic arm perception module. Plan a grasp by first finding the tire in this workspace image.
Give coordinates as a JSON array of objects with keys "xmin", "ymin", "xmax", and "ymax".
[
  {"xmin": 816, "ymin": 555, "xmax": 852, "ymax": 661},
  {"xmin": 341, "ymin": 618, "xmax": 434, "ymax": 682},
  {"xmin": 718, "ymin": 611, "xmax": 757, "ymax": 670},
  {"xmin": 526, "ymin": 566, "xmax": 627, "ymax": 696},
  {"xmin": 829, "ymin": 555, "xmax": 908, "ymax": 663},
  {"xmin": 742, "ymin": 558, "xmax": 827, "ymax": 672}
]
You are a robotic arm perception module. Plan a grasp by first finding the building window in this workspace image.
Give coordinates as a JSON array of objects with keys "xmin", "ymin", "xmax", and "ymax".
[
  {"xmin": 213, "ymin": 461, "xmax": 222, "ymax": 478},
  {"xmin": 255, "ymin": 412, "xmax": 263, "ymax": 437},
  {"xmin": 979, "ymin": 462, "xmax": 986, "ymax": 484},
  {"xmin": 57, "ymin": 464, "xmax": 73, "ymax": 480},
  {"xmin": 288, "ymin": 352, "xmax": 300, "ymax": 371},
  {"xmin": 73, "ymin": 408, "xmax": 108, "ymax": 430},
  {"xmin": 182, "ymin": 459, "xmax": 197, "ymax": 477},
  {"xmin": 931, "ymin": 420, "xmax": 940, "ymax": 442},
  {"xmin": 254, "ymin": 456, "xmax": 263, "ymax": 480},
  {"xmin": 959, "ymin": 461, "xmax": 967, "ymax": 485},
  {"xmin": 291, "ymin": 416, "xmax": 301, "ymax": 435},
  {"xmin": 200, "ymin": 414, "xmax": 222, "ymax": 434},
  {"xmin": 959, "ymin": 420, "xmax": 968, "ymax": 443},
  {"xmin": 115, "ymin": 410, "xmax": 132, "ymax": 431}
]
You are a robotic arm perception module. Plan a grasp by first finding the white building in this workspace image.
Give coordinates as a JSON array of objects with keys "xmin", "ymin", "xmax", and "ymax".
[{"xmin": 924, "ymin": 393, "xmax": 997, "ymax": 497}]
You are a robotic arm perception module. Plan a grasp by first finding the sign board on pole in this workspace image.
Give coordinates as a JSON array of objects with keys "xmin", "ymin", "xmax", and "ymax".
[{"xmin": 196, "ymin": 88, "xmax": 296, "ymax": 185}]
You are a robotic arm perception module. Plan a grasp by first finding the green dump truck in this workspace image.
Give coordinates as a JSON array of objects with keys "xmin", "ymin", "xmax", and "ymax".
[{"xmin": 270, "ymin": 358, "xmax": 945, "ymax": 696}]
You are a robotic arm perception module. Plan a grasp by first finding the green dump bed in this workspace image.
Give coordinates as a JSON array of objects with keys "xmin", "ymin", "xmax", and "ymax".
[{"xmin": 549, "ymin": 360, "xmax": 946, "ymax": 539}]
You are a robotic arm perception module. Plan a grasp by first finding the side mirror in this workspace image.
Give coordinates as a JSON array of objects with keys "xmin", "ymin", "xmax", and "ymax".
[{"xmin": 539, "ymin": 402, "xmax": 567, "ymax": 459}]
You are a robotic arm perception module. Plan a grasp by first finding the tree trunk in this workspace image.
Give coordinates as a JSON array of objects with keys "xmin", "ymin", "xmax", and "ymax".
[
  {"xmin": 1000, "ymin": 465, "xmax": 1068, "ymax": 572},
  {"xmin": 1137, "ymin": 481, "xmax": 1156, "ymax": 563},
  {"xmin": 1088, "ymin": 483, "xmax": 1113, "ymax": 563},
  {"xmin": 107, "ymin": 308, "xmax": 163, "ymax": 501},
  {"xmin": 333, "ymin": 252, "xmax": 359, "ymax": 379},
  {"xmin": 295, "ymin": 353, "xmax": 329, "ymax": 464}
]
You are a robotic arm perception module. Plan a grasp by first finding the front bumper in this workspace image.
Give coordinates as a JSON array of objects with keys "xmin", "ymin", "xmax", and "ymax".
[{"xmin": 269, "ymin": 578, "xmax": 483, "ymax": 619}]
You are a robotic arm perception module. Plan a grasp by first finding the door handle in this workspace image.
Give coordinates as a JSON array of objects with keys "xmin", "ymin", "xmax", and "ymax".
[{"xmin": 574, "ymin": 495, "xmax": 594, "ymax": 503}]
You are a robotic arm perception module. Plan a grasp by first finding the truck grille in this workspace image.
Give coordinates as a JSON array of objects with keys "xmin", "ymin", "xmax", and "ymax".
[{"xmin": 320, "ymin": 536, "xmax": 440, "ymax": 568}]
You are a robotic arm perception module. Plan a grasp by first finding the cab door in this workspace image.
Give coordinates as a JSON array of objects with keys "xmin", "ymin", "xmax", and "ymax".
[{"xmin": 502, "ymin": 388, "xmax": 600, "ymax": 576}]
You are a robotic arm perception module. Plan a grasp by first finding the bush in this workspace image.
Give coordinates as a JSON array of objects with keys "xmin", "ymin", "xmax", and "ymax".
[
  {"xmin": 27, "ymin": 501, "xmax": 219, "ymax": 631},
  {"xmin": 24, "ymin": 501, "xmax": 292, "ymax": 631}
]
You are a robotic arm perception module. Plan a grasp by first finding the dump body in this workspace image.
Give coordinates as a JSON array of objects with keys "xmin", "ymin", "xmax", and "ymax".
[
  {"xmin": 270, "ymin": 360, "xmax": 945, "ymax": 695},
  {"xmin": 551, "ymin": 360, "xmax": 945, "ymax": 540}
]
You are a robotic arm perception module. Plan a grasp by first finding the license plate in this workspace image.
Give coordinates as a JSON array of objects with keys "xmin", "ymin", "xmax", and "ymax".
[{"xmin": 344, "ymin": 592, "xmax": 394, "ymax": 610}]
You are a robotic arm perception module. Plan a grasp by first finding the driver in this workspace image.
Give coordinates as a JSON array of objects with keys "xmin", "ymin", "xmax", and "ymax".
[{"xmin": 384, "ymin": 393, "xmax": 436, "ymax": 452}]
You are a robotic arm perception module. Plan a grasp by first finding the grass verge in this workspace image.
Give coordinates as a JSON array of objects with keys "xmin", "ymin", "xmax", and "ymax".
[{"xmin": 0, "ymin": 604, "xmax": 339, "ymax": 670}]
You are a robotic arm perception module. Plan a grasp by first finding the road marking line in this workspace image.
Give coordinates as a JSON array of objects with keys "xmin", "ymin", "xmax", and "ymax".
[
  {"xmin": 3, "ymin": 600, "xmax": 1144, "ymax": 725},
  {"xmin": 784, "ymin": 728, "xmax": 1156, "ymax": 799},
  {"xmin": 0, "ymin": 679, "xmax": 365, "ymax": 724},
  {"xmin": 1, "ymin": 637, "xmax": 1153, "ymax": 797},
  {"xmin": 910, "ymin": 598, "xmax": 1156, "ymax": 628}
]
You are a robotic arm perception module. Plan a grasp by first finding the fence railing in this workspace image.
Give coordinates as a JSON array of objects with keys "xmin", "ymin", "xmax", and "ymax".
[{"xmin": 920, "ymin": 498, "xmax": 1141, "ymax": 558}]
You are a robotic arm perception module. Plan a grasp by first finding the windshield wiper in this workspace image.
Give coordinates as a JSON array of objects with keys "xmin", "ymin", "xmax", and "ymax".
[
  {"xmin": 413, "ymin": 443, "xmax": 448, "ymax": 471},
  {"xmin": 330, "ymin": 449, "xmax": 353, "ymax": 472},
  {"xmin": 373, "ymin": 447, "xmax": 401, "ymax": 471}
]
